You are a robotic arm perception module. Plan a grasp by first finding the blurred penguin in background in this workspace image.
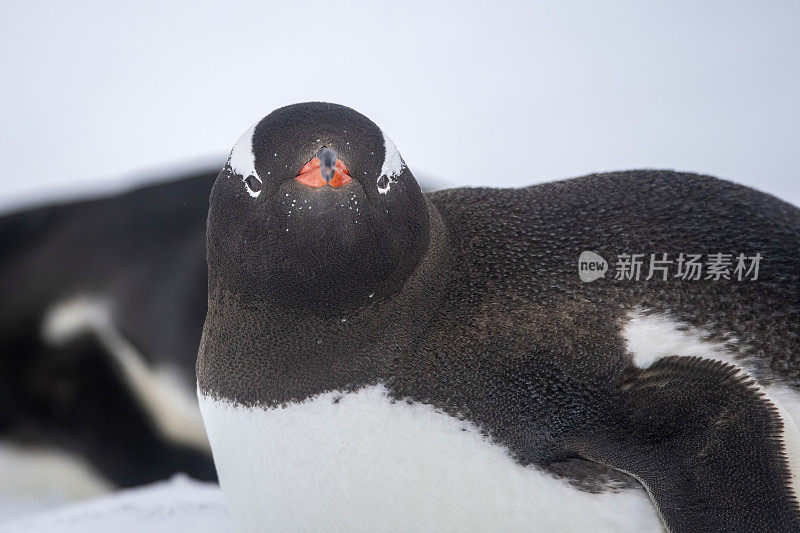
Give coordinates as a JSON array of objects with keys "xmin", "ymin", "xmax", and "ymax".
[{"xmin": 0, "ymin": 168, "xmax": 219, "ymax": 499}]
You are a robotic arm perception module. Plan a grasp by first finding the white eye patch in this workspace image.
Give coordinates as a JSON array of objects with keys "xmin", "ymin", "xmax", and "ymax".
[
  {"xmin": 378, "ymin": 131, "xmax": 405, "ymax": 195},
  {"xmin": 228, "ymin": 122, "xmax": 261, "ymax": 198}
]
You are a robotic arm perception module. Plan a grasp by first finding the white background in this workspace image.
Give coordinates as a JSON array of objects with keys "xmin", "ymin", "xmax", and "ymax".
[{"xmin": 1, "ymin": 1, "xmax": 798, "ymax": 210}]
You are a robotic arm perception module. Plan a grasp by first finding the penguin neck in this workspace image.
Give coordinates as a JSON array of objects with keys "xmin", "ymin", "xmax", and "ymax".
[{"xmin": 197, "ymin": 200, "xmax": 449, "ymax": 407}]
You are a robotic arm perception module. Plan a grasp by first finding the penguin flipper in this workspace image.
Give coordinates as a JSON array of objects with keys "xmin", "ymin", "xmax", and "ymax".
[{"xmin": 579, "ymin": 356, "xmax": 799, "ymax": 532}]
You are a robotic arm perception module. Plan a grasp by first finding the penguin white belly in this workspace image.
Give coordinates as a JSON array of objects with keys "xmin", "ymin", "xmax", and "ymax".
[{"xmin": 198, "ymin": 384, "xmax": 661, "ymax": 533}]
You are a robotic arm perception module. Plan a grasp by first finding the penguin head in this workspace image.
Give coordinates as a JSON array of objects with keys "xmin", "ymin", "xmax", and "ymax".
[{"xmin": 207, "ymin": 102, "xmax": 431, "ymax": 314}]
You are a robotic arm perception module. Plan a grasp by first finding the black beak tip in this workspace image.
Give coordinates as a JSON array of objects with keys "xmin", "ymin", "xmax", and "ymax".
[{"xmin": 318, "ymin": 147, "xmax": 338, "ymax": 182}]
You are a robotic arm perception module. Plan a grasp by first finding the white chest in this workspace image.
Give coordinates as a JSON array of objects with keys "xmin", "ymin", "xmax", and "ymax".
[{"xmin": 198, "ymin": 385, "xmax": 661, "ymax": 533}]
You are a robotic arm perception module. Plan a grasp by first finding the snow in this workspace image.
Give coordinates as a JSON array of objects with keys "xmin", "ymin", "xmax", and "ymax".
[{"xmin": 0, "ymin": 476, "xmax": 233, "ymax": 533}]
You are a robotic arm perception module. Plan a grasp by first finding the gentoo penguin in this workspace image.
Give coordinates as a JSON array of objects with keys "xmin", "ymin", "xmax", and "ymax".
[
  {"xmin": 0, "ymin": 170, "xmax": 218, "ymax": 495},
  {"xmin": 197, "ymin": 102, "xmax": 800, "ymax": 532},
  {"xmin": 0, "ymin": 157, "xmax": 439, "ymax": 498}
]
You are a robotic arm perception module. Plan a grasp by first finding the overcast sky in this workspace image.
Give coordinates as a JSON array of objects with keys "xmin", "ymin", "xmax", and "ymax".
[{"xmin": 1, "ymin": 1, "xmax": 798, "ymax": 210}]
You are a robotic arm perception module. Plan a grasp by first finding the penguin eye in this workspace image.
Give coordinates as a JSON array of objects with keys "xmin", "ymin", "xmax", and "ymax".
[
  {"xmin": 244, "ymin": 175, "xmax": 262, "ymax": 197},
  {"xmin": 377, "ymin": 175, "xmax": 390, "ymax": 193}
]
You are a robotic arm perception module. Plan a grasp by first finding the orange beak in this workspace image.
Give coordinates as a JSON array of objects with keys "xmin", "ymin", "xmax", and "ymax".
[{"xmin": 295, "ymin": 157, "xmax": 352, "ymax": 188}]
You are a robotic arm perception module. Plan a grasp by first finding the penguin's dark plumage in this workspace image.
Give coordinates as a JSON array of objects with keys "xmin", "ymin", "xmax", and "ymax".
[{"xmin": 198, "ymin": 102, "xmax": 800, "ymax": 532}]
